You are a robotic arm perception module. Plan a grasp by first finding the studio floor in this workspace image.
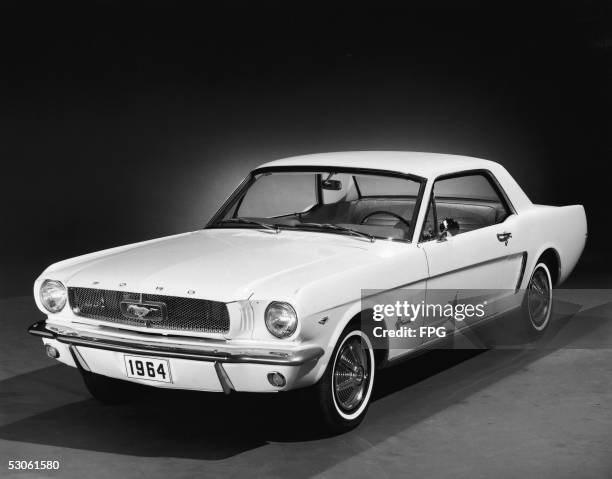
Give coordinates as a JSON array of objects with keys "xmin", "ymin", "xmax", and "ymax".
[{"xmin": 1, "ymin": 288, "xmax": 611, "ymax": 479}]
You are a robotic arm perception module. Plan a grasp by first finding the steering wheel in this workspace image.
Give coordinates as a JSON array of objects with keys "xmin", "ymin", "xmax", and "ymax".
[{"xmin": 360, "ymin": 211, "xmax": 411, "ymax": 229}]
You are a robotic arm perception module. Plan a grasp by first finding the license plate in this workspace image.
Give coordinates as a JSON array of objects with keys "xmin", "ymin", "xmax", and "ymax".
[{"xmin": 124, "ymin": 355, "xmax": 172, "ymax": 383}]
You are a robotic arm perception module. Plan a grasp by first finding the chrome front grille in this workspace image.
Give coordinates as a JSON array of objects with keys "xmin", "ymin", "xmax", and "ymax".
[{"xmin": 67, "ymin": 287, "xmax": 230, "ymax": 333}]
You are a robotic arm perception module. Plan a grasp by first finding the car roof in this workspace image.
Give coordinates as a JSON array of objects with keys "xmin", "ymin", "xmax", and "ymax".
[{"xmin": 257, "ymin": 151, "xmax": 499, "ymax": 179}]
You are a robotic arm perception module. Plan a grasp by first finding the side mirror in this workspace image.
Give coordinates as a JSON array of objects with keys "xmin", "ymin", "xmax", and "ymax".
[{"xmin": 437, "ymin": 217, "xmax": 459, "ymax": 242}]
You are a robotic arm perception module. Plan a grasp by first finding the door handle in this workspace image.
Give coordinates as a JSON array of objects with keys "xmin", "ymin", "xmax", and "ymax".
[{"xmin": 497, "ymin": 232, "xmax": 512, "ymax": 245}]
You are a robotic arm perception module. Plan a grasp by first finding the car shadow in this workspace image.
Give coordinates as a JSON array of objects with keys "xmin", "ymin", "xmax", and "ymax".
[{"xmin": 1, "ymin": 300, "xmax": 610, "ymax": 471}]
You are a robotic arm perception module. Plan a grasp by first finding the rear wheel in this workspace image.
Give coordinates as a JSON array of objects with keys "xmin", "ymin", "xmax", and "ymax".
[
  {"xmin": 521, "ymin": 262, "xmax": 553, "ymax": 337},
  {"xmin": 80, "ymin": 370, "xmax": 143, "ymax": 405},
  {"xmin": 311, "ymin": 325, "xmax": 375, "ymax": 434}
]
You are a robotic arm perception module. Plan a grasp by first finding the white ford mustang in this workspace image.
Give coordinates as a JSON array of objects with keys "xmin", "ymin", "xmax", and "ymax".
[{"xmin": 29, "ymin": 151, "xmax": 587, "ymax": 432}]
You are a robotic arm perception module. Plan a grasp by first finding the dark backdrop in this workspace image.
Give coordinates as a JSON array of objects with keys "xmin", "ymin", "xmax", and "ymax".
[{"xmin": 1, "ymin": 3, "xmax": 610, "ymax": 298}]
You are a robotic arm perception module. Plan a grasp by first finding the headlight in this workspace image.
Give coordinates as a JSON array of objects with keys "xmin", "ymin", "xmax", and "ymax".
[
  {"xmin": 40, "ymin": 280, "xmax": 67, "ymax": 313},
  {"xmin": 265, "ymin": 302, "xmax": 298, "ymax": 338}
]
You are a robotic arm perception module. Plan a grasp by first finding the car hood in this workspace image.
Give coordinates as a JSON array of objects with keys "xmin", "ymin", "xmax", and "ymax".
[{"xmin": 47, "ymin": 229, "xmax": 389, "ymax": 302}]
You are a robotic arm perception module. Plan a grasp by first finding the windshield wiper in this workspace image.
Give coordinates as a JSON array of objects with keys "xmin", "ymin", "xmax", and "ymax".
[
  {"xmin": 218, "ymin": 217, "xmax": 280, "ymax": 233},
  {"xmin": 297, "ymin": 222, "xmax": 375, "ymax": 242}
]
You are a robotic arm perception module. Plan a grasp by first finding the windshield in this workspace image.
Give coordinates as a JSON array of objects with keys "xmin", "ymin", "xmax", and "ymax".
[{"xmin": 208, "ymin": 169, "xmax": 424, "ymax": 241}]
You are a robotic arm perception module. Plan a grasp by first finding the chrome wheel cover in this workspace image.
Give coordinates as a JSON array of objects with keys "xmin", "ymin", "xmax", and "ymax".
[
  {"xmin": 527, "ymin": 266, "xmax": 551, "ymax": 330},
  {"xmin": 333, "ymin": 335, "xmax": 372, "ymax": 413}
]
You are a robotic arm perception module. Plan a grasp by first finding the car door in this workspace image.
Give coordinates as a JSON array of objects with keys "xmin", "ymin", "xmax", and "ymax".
[{"xmin": 420, "ymin": 171, "xmax": 523, "ymax": 345}]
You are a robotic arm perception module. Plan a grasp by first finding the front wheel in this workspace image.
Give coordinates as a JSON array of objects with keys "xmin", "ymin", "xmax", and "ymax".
[{"xmin": 311, "ymin": 325, "xmax": 376, "ymax": 434}]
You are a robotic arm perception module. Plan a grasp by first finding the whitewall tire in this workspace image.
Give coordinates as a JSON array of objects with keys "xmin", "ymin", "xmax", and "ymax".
[
  {"xmin": 522, "ymin": 262, "xmax": 553, "ymax": 336},
  {"xmin": 312, "ymin": 324, "xmax": 375, "ymax": 433}
]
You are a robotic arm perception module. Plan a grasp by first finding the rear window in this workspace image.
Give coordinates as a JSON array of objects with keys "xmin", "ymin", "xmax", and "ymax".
[
  {"xmin": 354, "ymin": 175, "xmax": 420, "ymax": 197},
  {"xmin": 434, "ymin": 174, "xmax": 500, "ymax": 201}
]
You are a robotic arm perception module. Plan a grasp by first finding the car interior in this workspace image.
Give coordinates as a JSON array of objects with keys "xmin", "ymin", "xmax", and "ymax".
[
  {"xmin": 421, "ymin": 198, "xmax": 509, "ymax": 240},
  {"xmin": 226, "ymin": 171, "xmax": 511, "ymax": 241},
  {"xmin": 281, "ymin": 196, "xmax": 508, "ymax": 241},
  {"xmin": 295, "ymin": 197, "xmax": 418, "ymax": 239}
]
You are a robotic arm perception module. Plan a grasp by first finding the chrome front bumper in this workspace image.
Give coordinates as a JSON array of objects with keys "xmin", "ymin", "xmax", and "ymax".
[
  {"xmin": 28, "ymin": 321, "xmax": 324, "ymax": 394},
  {"xmin": 28, "ymin": 320, "xmax": 324, "ymax": 367}
]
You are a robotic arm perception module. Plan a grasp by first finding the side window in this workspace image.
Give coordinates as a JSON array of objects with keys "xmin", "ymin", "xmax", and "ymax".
[
  {"xmin": 420, "ymin": 196, "xmax": 437, "ymax": 241},
  {"xmin": 432, "ymin": 173, "xmax": 510, "ymax": 236}
]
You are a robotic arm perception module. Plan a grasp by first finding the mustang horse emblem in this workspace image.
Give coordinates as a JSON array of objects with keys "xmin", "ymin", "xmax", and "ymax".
[
  {"xmin": 119, "ymin": 301, "xmax": 166, "ymax": 322},
  {"xmin": 126, "ymin": 304, "xmax": 155, "ymax": 318}
]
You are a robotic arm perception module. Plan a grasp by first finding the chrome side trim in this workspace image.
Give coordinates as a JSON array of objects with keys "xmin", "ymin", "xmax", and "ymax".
[
  {"xmin": 424, "ymin": 250, "xmax": 527, "ymax": 283},
  {"xmin": 515, "ymin": 252, "xmax": 528, "ymax": 292},
  {"xmin": 28, "ymin": 321, "xmax": 323, "ymax": 366}
]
